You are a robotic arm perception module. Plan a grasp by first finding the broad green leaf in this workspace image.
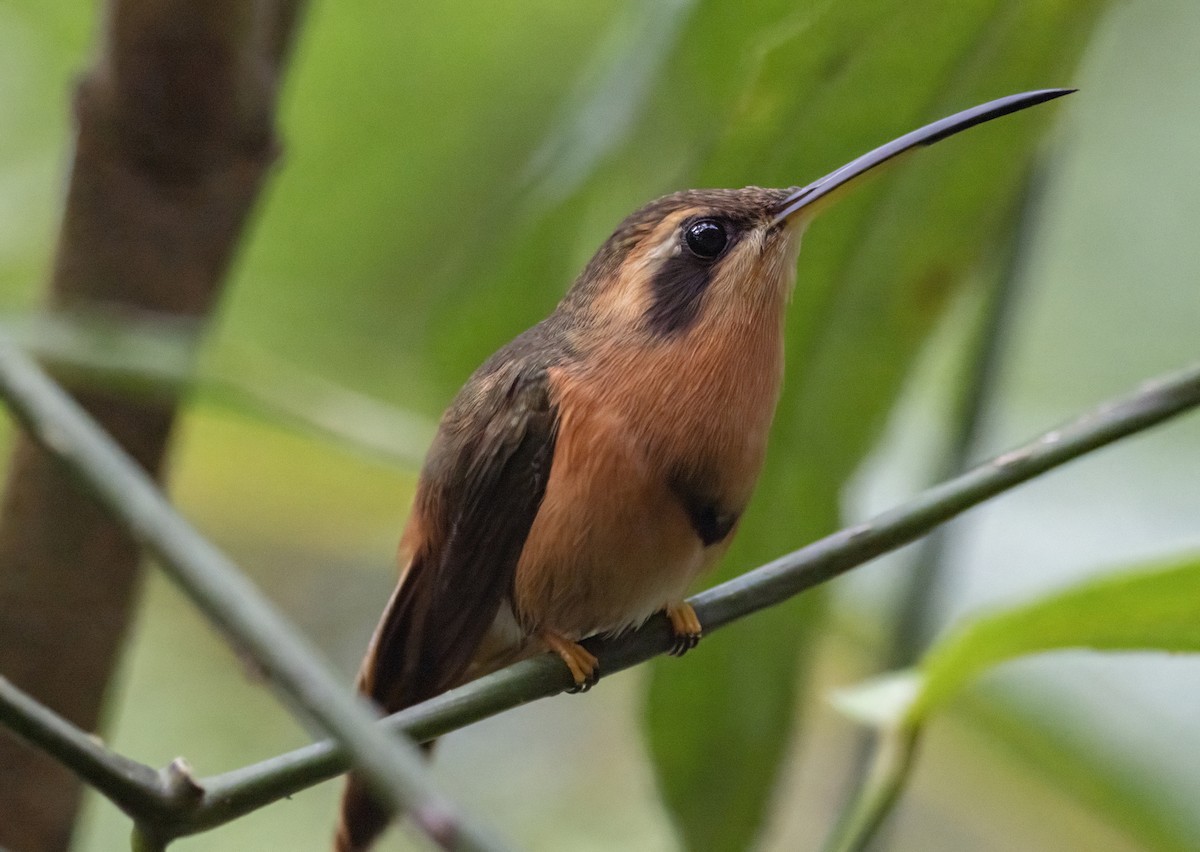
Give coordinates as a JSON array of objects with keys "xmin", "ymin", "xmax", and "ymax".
[
  {"xmin": 641, "ymin": 2, "xmax": 1107, "ymax": 849},
  {"xmin": 913, "ymin": 552, "xmax": 1200, "ymax": 722},
  {"xmin": 836, "ymin": 553, "xmax": 1200, "ymax": 728},
  {"xmin": 832, "ymin": 553, "xmax": 1200, "ymax": 852},
  {"xmin": 218, "ymin": 0, "xmax": 628, "ymax": 404}
]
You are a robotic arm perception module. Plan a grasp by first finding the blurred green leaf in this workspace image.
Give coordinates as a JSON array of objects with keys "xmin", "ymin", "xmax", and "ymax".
[
  {"xmin": 518, "ymin": 0, "xmax": 698, "ymax": 212},
  {"xmin": 637, "ymin": 2, "xmax": 1106, "ymax": 848},
  {"xmin": 835, "ymin": 552, "xmax": 1200, "ymax": 728},
  {"xmin": 912, "ymin": 552, "xmax": 1200, "ymax": 722},
  {"xmin": 961, "ymin": 691, "xmax": 1199, "ymax": 852},
  {"xmin": 216, "ymin": 0, "xmax": 628, "ymax": 404},
  {"xmin": 832, "ymin": 552, "xmax": 1200, "ymax": 852}
]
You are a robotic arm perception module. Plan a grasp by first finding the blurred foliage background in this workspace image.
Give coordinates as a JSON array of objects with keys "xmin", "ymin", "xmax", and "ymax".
[{"xmin": 0, "ymin": 0, "xmax": 1197, "ymax": 849}]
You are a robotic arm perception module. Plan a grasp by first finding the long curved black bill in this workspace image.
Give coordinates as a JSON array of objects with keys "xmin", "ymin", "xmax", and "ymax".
[{"xmin": 773, "ymin": 88, "xmax": 1074, "ymax": 224}]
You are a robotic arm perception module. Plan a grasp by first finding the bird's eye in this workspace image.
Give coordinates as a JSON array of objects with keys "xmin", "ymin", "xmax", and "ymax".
[{"xmin": 684, "ymin": 219, "xmax": 728, "ymax": 260}]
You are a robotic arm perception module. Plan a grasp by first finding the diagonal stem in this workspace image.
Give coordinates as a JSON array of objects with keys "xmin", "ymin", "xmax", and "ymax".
[
  {"xmin": 174, "ymin": 359, "xmax": 1200, "ymax": 835},
  {"xmin": 822, "ymin": 727, "xmax": 921, "ymax": 852},
  {"xmin": 689, "ymin": 362, "xmax": 1200, "ymax": 629},
  {"xmin": 0, "ymin": 676, "xmax": 164, "ymax": 818},
  {"xmin": 884, "ymin": 166, "xmax": 1045, "ymax": 668},
  {"xmin": 0, "ymin": 1, "xmax": 313, "ymax": 848},
  {"xmin": 0, "ymin": 335, "xmax": 510, "ymax": 852},
  {"xmin": 1, "ymin": 342, "xmax": 1196, "ymax": 840}
]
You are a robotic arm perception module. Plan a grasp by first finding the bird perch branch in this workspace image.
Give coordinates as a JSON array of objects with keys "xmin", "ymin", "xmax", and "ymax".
[
  {"xmin": 0, "ymin": 675, "xmax": 163, "ymax": 818},
  {"xmin": 0, "ymin": 335, "xmax": 509, "ymax": 852},
  {"xmin": 2, "ymin": 344, "xmax": 1190, "ymax": 841},
  {"xmin": 0, "ymin": 1, "xmax": 310, "ymax": 847}
]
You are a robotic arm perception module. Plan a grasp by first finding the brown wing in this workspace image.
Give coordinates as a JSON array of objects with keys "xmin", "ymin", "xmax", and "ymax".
[{"xmin": 357, "ymin": 363, "xmax": 558, "ymax": 713}]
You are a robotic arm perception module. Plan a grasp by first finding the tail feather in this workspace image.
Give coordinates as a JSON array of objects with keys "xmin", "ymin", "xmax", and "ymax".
[
  {"xmin": 332, "ymin": 580, "xmax": 527, "ymax": 850},
  {"xmin": 334, "ymin": 774, "xmax": 391, "ymax": 852},
  {"xmin": 331, "ymin": 639, "xmax": 535, "ymax": 851},
  {"xmin": 333, "ymin": 555, "xmax": 536, "ymax": 851}
]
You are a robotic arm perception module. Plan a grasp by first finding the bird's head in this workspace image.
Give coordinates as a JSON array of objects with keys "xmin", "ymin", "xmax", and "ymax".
[{"xmin": 562, "ymin": 88, "xmax": 1072, "ymax": 340}]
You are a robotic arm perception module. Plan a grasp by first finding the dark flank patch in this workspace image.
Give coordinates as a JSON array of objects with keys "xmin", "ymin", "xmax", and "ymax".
[
  {"xmin": 670, "ymin": 474, "xmax": 738, "ymax": 547},
  {"xmin": 645, "ymin": 251, "xmax": 719, "ymax": 335}
]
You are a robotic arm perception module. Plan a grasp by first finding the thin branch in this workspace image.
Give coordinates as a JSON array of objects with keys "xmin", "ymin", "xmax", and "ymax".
[
  {"xmin": 688, "ymin": 363, "xmax": 1200, "ymax": 629},
  {"xmin": 836, "ymin": 165, "xmax": 1051, "ymax": 851},
  {"xmin": 0, "ymin": 676, "xmax": 163, "ymax": 817},
  {"xmin": 0, "ymin": 336, "xmax": 508, "ymax": 852},
  {"xmin": 168, "ymin": 359, "xmax": 1200, "ymax": 835},
  {"xmin": 3, "ymin": 309, "xmax": 435, "ymax": 468}
]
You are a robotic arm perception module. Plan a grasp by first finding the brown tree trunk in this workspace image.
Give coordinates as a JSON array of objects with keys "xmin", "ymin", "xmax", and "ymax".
[{"xmin": 0, "ymin": 3, "xmax": 304, "ymax": 849}]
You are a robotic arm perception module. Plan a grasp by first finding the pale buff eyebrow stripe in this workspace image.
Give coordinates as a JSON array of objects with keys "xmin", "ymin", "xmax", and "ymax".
[
  {"xmin": 615, "ymin": 210, "xmax": 691, "ymax": 282},
  {"xmin": 589, "ymin": 218, "xmax": 686, "ymax": 324},
  {"xmin": 638, "ymin": 209, "xmax": 693, "ymax": 262}
]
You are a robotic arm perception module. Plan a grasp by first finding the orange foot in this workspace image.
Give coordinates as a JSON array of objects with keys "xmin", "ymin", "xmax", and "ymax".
[
  {"xmin": 666, "ymin": 602, "xmax": 703, "ymax": 657},
  {"xmin": 540, "ymin": 629, "xmax": 600, "ymax": 693}
]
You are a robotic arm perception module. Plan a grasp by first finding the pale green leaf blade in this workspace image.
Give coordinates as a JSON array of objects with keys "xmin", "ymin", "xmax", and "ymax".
[
  {"xmin": 643, "ymin": 1, "xmax": 1107, "ymax": 848},
  {"xmin": 827, "ymin": 556, "xmax": 1200, "ymax": 852},
  {"xmin": 910, "ymin": 553, "xmax": 1200, "ymax": 721}
]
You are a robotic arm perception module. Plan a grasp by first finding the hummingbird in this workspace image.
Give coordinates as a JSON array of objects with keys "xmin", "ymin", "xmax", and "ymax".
[{"xmin": 334, "ymin": 88, "xmax": 1072, "ymax": 851}]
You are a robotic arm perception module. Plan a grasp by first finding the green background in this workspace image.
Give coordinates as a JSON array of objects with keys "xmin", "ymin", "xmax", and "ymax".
[{"xmin": 0, "ymin": 0, "xmax": 1195, "ymax": 849}]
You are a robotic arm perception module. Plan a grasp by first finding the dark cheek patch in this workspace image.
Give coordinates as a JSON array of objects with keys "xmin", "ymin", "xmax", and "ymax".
[{"xmin": 645, "ymin": 253, "xmax": 716, "ymax": 335}]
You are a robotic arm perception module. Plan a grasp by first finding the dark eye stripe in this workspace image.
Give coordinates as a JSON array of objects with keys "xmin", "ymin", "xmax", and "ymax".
[
  {"xmin": 645, "ymin": 217, "xmax": 743, "ymax": 336},
  {"xmin": 645, "ymin": 252, "xmax": 717, "ymax": 335}
]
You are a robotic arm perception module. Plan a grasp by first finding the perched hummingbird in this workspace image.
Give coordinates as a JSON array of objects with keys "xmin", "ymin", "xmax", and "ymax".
[{"xmin": 335, "ymin": 88, "xmax": 1072, "ymax": 851}]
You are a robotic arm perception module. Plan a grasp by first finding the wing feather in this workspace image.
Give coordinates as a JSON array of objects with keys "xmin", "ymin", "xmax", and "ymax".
[{"xmin": 358, "ymin": 363, "xmax": 558, "ymax": 713}]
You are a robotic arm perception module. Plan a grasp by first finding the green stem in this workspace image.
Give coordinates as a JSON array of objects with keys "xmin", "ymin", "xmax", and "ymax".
[
  {"xmin": 0, "ymin": 676, "xmax": 163, "ymax": 817},
  {"xmin": 131, "ymin": 825, "xmax": 168, "ymax": 852},
  {"xmin": 887, "ymin": 166, "xmax": 1046, "ymax": 667},
  {"xmin": 0, "ymin": 336, "xmax": 509, "ymax": 852},
  {"xmin": 822, "ymin": 728, "xmax": 920, "ymax": 852},
  {"xmin": 3, "ymin": 310, "xmax": 434, "ymax": 468},
  {"xmin": 171, "ymin": 359, "xmax": 1200, "ymax": 835}
]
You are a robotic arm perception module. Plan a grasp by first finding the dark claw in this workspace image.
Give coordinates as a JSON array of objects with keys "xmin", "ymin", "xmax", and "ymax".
[
  {"xmin": 669, "ymin": 631, "xmax": 702, "ymax": 657},
  {"xmin": 565, "ymin": 665, "xmax": 601, "ymax": 693}
]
